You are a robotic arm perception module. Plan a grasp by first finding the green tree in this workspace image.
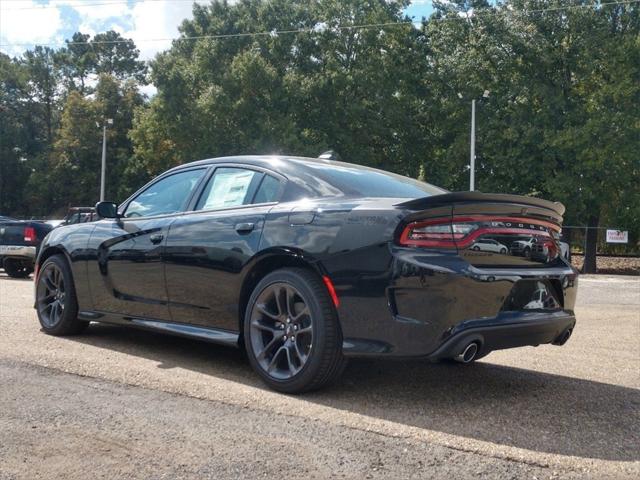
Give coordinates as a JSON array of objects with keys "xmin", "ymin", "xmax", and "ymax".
[
  {"xmin": 0, "ymin": 53, "xmax": 32, "ymax": 216},
  {"xmin": 92, "ymin": 31, "xmax": 147, "ymax": 82},
  {"xmin": 50, "ymin": 74, "xmax": 144, "ymax": 208},
  {"xmin": 421, "ymin": 0, "xmax": 640, "ymax": 270},
  {"xmin": 130, "ymin": 0, "xmax": 427, "ymax": 177}
]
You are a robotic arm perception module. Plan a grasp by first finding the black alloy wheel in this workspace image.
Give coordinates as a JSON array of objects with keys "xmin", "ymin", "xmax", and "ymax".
[
  {"xmin": 249, "ymin": 282, "xmax": 313, "ymax": 380},
  {"xmin": 36, "ymin": 255, "xmax": 87, "ymax": 335},
  {"xmin": 245, "ymin": 268, "xmax": 345, "ymax": 393}
]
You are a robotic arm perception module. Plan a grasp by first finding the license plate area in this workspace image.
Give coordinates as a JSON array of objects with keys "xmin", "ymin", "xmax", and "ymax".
[{"xmin": 501, "ymin": 279, "xmax": 563, "ymax": 311}]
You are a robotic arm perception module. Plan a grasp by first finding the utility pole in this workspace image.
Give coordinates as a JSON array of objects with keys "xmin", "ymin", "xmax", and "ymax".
[
  {"xmin": 468, "ymin": 90, "xmax": 489, "ymax": 192},
  {"xmin": 99, "ymin": 118, "xmax": 113, "ymax": 202},
  {"xmin": 470, "ymin": 99, "xmax": 476, "ymax": 192}
]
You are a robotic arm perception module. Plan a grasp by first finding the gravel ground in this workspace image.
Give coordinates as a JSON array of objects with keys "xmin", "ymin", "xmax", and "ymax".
[
  {"xmin": 571, "ymin": 255, "xmax": 640, "ymax": 275},
  {"xmin": 0, "ymin": 273, "xmax": 639, "ymax": 479}
]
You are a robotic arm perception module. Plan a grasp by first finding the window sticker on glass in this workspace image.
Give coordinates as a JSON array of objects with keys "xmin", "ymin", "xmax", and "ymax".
[{"xmin": 201, "ymin": 169, "xmax": 257, "ymax": 209}]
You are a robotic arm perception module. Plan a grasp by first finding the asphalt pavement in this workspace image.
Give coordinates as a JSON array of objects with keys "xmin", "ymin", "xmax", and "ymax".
[{"xmin": 0, "ymin": 273, "xmax": 638, "ymax": 479}]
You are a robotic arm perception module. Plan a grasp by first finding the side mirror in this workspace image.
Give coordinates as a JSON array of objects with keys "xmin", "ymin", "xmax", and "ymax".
[{"xmin": 95, "ymin": 201, "xmax": 119, "ymax": 219}]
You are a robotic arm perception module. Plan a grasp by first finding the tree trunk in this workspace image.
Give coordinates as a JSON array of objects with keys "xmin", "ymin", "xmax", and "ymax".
[{"xmin": 583, "ymin": 214, "xmax": 599, "ymax": 274}]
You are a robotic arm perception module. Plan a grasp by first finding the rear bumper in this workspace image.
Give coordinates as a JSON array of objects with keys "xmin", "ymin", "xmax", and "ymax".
[
  {"xmin": 0, "ymin": 245, "xmax": 36, "ymax": 260},
  {"xmin": 335, "ymin": 245, "xmax": 578, "ymax": 358},
  {"xmin": 426, "ymin": 311, "xmax": 576, "ymax": 361}
]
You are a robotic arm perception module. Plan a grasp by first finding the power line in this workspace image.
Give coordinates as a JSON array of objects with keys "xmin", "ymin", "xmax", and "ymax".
[
  {"xmin": 1, "ymin": 0, "xmax": 638, "ymax": 48},
  {"xmin": 1, "ymin": 0, "xmax": 638, "ymax": 11},
  {"xmin": 0, "ymin": 0, "xmax": 195, "ymax": 11}
]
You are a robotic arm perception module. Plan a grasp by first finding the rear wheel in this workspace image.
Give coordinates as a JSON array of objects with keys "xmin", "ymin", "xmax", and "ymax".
[
  {"xmin": 3, "ymin": 258, "xmax": 33, "ymax": 278},
  {"xmin": 244, "ymin": 268, "xmax": 346, "ymax": 393},
  {"xmin": 36, "ymin": 255, "xmax": 88, "ymax": 336}
]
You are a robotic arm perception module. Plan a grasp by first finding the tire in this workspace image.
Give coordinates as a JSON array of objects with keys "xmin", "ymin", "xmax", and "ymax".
[
  {"xmin": 3, "ymin": 258, "xmax": 33, "ymax": 278},
  {"xmin": 244, "ymin": 268, "xmax": 346, "ymax": 394},
  {"xmin": 471, "ymin": 246, "xmax": 480, "ymax": 251},
  {"xmin": 500, "ymin": 248, "xmax": 507, "ymax": 255},
  {"xmin": 524, "ymin": 247, "xmax": 531, "ymax": 258},
  {"xmin": 35, "ymin": 254, "xmax": 88, "ymax": 336}
]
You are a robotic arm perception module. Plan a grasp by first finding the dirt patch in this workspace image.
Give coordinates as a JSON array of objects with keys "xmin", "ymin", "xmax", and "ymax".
[{"xmin": 571, "ymin": 254, "xmax": 640, "ymax": 276}]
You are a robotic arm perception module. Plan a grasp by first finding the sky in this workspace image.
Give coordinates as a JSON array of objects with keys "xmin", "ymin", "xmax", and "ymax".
[{"xmin": 0, "ymin": 0, "xmax": 436, "ymax": 61}]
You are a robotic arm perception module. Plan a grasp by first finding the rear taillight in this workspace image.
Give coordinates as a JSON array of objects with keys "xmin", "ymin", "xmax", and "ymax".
[
  {"xmin": 398, "ymin": 216, "xmax": 560, "ymax": 249},
  {"xmin": 399, "ymin": 219, "xmax": 475, "ymax": 248},
  {"xmin": 24, "ymin": 227, "xmax": 36, "ymax": 243}
]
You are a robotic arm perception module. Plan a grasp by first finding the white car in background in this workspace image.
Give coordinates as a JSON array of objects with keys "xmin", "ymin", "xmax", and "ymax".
[{"xmin": 470, "ymin": 238, "xmax": 509, "ymax": 254}]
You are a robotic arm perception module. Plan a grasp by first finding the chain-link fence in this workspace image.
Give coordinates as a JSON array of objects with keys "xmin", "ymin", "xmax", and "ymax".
[
  {"xmin": 562, "ymin": 226, "xmax": 639, "ymax": 275},
  {"xmin": 562, "ymin": 226, "xmax": 639, "ymax": 256}
]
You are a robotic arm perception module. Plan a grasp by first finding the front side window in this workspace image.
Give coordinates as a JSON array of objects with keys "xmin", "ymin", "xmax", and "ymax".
[
  {"xmin": 125, "ymin": 169, "xmax": 205, "ymax": 218},
  {"xmin": 195, "ymin": 168, "xmax": 264, "ymax": 210}
]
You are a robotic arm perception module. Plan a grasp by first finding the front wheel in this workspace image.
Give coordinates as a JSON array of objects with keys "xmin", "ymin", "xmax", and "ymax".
[
  {"xmin": 244, "ymin": 268, "xmax": 346, "ymax": 393},
  {"xmin": 36, "ymin": 255, "xmax": 88, "ymax": 336}
]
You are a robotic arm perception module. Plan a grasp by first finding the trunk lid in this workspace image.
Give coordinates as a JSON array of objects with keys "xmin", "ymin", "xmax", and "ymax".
[{"xmin": 397, "ymin": 192, "xmax": 565, "ymax": 268}]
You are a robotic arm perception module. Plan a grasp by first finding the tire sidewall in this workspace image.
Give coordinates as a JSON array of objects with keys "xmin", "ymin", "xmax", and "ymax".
[
  {"xmin": 244, "ymin": 269, "xmax": 337, "ymax": 393},
  {"xmin": 36, "ymin": 255, "xmax": 79, "ymax": 334}
]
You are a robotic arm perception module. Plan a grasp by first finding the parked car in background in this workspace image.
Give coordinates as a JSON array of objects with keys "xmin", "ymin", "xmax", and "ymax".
[
  {"xmin": 0, "ymin": 220, "xmax": 52, "ymax": 278},
  {"xmin": 60, "ymin": 207, "xmax": 98, "ymax": 226},
  {"xmin": 470, "ymin": 238, "xmax": 508, "ymax": 254},
  {"xmin": 45, "ymin": 207, "xmax": 99, "ymax": 229},
  {"xmin": 33, "ymin": 155, "xmax": 577, "ymax": 393},
  {"xmin": 531, "ymin": 238, "xmax": 560, "ymax": 263},
  {"xmin": 510, "ymin": 236, "xmax": 539, "ymax": 258}
]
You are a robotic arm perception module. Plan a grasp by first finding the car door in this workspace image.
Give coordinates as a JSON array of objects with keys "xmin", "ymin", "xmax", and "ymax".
[
  {"xmin": 164, "ymin": 166, "xmax": 284, "ymax": 330},
  {"xmin": 87, "ymin": 167, "xmax": 207, "ymax": 321}
]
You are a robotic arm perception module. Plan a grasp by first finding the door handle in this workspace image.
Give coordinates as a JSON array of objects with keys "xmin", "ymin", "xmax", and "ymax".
[
  {"xmin": 235, "ymin": 222, "xmax": 255, "ymax": 233},
  {"xmin": 149, "ymin": 233, "xmax": 164, "ymax": 244}
]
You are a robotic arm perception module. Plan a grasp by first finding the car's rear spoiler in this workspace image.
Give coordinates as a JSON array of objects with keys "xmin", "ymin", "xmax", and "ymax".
[{"xmin": 396, "ymin": 192, "xmax": 565, "ymax": 217}]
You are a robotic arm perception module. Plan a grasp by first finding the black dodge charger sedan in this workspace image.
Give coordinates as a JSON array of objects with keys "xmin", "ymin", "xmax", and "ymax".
[{"xmin": 35, "ymin": 156, "xmax": 577, "ymax": 393}]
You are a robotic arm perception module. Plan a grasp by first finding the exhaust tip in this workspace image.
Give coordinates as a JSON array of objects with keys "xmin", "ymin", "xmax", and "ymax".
[
  {"xmin": 455, "ymin": 342, "xmax": 479, "ymax": 364},
  {"xmin": 553, "ymin": 328, "xmax": 573, "ymax": 346}
]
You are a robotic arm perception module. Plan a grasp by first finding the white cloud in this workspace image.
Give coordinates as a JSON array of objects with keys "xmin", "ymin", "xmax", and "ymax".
[
  {"xmin": 0, "ymin": 0, "xmax": 210, "ymax": 60},
  {"xmin": 139, "ymin": 83, "xmax": 158, "ymax": 97},
  {"xmin": 0, "ymin": 1, "xmax": 63, "ymax": 56},
  {"xmin": 126, "ymin": 1, "xmax": 202, "ymax": 61}
]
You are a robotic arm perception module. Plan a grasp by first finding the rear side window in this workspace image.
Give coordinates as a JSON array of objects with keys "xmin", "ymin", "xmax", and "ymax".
[
  {"xmin": 253, "ymin": 175, "xmax": 281, "ymax": 204},
  {"xmin": 195, "ymin": 168, "xmax": 263, "ymax": 210}
]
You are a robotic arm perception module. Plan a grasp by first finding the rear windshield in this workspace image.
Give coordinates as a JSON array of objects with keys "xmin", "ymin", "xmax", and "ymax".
[{"xmin": 302, "ymin": 162, "xmax": 446, "ymax": 199}]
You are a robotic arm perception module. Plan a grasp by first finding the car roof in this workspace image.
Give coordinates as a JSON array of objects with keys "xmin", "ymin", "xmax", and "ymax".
[
  {"xmin": 166, "ymin": 155, "xmax": 445, "ymax": 201},
  {"xmin": 168, "ymin": 155, "xmax": 372, "ymax": 175}
]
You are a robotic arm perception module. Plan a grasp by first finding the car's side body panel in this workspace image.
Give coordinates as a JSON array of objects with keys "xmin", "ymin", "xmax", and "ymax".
[
  {"xmin": 163, "ymin": 205, "xmax": 272, "ymax": 330},
  {"xmin": 86, "ymin": 217, "xmax": 174, "ymax": 321}
]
